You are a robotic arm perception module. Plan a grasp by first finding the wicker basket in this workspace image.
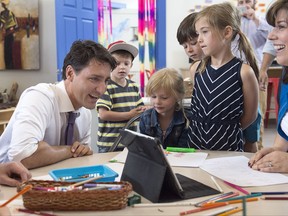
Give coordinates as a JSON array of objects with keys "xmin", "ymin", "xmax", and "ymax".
[{"xmin": 18, "ymin": 180, "xmax": 132, "ymax": 211}]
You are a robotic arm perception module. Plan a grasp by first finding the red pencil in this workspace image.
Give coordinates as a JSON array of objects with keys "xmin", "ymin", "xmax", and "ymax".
[{"xmin": 262, "ymin": 196, "xmax": 288, "ymax": 200}]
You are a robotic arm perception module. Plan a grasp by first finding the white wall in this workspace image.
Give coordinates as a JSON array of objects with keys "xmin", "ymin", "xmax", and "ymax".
[
  {"xmin": 0, "ymin": 0, "xmax": 57, "ymax": 98},
  {"xmin": 165, "ymin": 0, "xmax": 273, "ymax": 70},
  {"xmin": 0, "ymin": 0, "xmax": 275, "ymax": 152},
  {"xmin": 0, "ymin": 0, "xmax": 274, "ymax": 97}
]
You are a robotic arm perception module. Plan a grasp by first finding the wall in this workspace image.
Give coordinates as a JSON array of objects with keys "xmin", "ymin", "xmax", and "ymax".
[
  {"xmin": 0, "ymin": 0, "xmax": 274, "ymax": 98},
  {"xmin": 165, "ymin": 0, "xmax": 274, "ymax": 70},
  {"xmin": 0, "ymin": 0, "xmax": 57, "ymax": 98},
  {"xmin": 0, "ymin": 0, "xmax": 275, "ymax": 152}
]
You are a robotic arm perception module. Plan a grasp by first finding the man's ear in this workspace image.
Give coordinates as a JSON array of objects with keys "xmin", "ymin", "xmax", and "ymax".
[{"xmin": 65, "ymin": 65, "xmax": 75, "ymax": 80}]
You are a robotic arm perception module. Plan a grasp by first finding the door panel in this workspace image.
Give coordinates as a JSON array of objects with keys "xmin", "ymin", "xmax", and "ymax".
[{"xmin": 55, "ymin": 0, "xmax": 97, "ymax": 81}]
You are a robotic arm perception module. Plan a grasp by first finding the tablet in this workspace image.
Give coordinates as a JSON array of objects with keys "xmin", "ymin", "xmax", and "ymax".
[{"xmin": 120, "ymin": 129, "xmax": 219, "ymax": 203}]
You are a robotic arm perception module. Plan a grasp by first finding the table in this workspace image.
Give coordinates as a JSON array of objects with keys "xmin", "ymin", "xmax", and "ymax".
[{"xmin": 1, "ymin": 151, "xmax": 288, "ymax": 215}]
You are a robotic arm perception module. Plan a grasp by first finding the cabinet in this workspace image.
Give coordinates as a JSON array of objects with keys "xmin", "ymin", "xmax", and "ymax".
[{"xmin": 0, "ymin": 107, "xmax": 15, "ymax": 135}]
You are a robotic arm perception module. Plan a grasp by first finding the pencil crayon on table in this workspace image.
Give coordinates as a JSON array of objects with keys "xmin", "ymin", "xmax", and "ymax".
[
  {"xmin": 261, "ymin": 196, "xmax": 288, "ymax": 200},
  {"xmin": 251, "ymin": 191, "xmax": 288, "ymax": 195}
]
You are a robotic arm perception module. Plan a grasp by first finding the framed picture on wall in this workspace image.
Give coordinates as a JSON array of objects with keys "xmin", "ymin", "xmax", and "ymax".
[{"xmin": 0, "ymin": 0, "xmax": 39, "ymax": 70}]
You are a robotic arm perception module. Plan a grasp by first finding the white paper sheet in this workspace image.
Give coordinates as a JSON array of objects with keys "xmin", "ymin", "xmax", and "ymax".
[
  {"xmin": 200, "ymin": 155, "xmax": 288, "ymax": 187},
  {"xmin": 32, "ymin": 174, "xmax": 53, "ymax": 180},
  {"xmin": 109, "ymin": 148, "xmax": 208, "ymax": 167}
]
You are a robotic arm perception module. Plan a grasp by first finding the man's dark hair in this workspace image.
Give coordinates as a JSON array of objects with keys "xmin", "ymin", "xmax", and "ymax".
[{"xmin": 62, "ymin": 40, "xmax": 117, "ymax": 80}]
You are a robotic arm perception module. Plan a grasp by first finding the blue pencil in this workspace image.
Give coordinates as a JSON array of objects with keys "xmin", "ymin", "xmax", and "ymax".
[{"xmin": 251, "ymin": 192, "xmax": 288, "ymax": 195}]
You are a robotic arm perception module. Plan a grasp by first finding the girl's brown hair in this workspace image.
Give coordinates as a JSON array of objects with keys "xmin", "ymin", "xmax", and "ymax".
[{"xmin": 194, "ymin": 2, "xmax": 259, "ymax": 80}]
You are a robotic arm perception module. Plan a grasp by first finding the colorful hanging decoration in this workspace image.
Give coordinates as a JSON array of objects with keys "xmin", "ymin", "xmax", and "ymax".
[
  {"xmin": 98, "ymin": 0, "xmax": 113, "ymax": 47},
  {"xmin": 138, "ymin": 0, "xmax": 145, "ymax": 96},
  {"xmin": 147, "ymin": 0, "xmax": 156, "ymax": 77},
  {"xmin": 138, "ymin": 0, "xmax": 156, "ymax": 96}
]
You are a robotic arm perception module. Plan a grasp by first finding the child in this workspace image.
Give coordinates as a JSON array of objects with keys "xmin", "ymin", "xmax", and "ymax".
[
  {"xmin": 96, "ymin": 40, "xmax": 145, "ymax": 153},
  {"xmin": 176, "ymin": 12, "xmax": 204, "ymax": 63},
  {"xmin": 139, "ymin": 68, "xmax": 190, "ymax": 149},
  {"xmin": 177, "ymin": 11, "xmax": 261, "ymax": 152},
  {"xmin": 187, "ymin": 2, "xmax": 259, "ymax": 152}
]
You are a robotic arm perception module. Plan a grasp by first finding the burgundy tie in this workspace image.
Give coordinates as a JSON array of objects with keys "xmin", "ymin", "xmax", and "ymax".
[{"xmin": 65, "ymin": 112, "xmax": 78, "ymax": 145}]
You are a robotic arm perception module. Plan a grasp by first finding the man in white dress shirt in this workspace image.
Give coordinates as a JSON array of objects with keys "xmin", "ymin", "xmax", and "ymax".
[{"xmin": 0, "ymin": 40, "xmax": 116, "ymax": 169}]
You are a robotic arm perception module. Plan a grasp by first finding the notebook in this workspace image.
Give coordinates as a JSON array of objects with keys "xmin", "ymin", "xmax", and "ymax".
[{"xmin": 120, "ymin": 129, "xmax": 220, "ymax": 203}]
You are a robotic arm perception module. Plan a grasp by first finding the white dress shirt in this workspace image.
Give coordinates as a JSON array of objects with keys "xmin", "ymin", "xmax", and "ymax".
[{"xmin": 0, "ymin": 81, "xmax": 92, "ymax": 163}]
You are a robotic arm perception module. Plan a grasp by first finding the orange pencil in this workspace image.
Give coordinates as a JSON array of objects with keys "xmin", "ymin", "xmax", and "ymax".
[
  {"xmin": 227, "ymin": 197, "xmax": 258, "ymax": 204},
  {"xmin": 179, "ymin": 202, "xmax": 228, "ymax": 215},
  {"xmin": 0, "ymin": 185, "xmax": 32, "ymax": 207},
  {"xmin": 202, "ymin": 197, "xmax": 258, "ymax": 207}
]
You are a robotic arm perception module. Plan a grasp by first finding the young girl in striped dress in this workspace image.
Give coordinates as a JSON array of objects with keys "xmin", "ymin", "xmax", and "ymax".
[{"xmin": 187, "ymin": 2, "xmax": 259, "ymax": 152}]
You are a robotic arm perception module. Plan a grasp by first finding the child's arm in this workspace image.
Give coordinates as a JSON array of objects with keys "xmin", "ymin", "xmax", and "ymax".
[
  {"xmin": 98, "ymin": 107, "xmax": 145, "ymax": 122},
  {"xmin": 240, "ymin": 63, "xmax": 259, "ymax": 130},
  {"xmin": 189, "ymin": 60, "xmax": 201, "ymax": 81}
]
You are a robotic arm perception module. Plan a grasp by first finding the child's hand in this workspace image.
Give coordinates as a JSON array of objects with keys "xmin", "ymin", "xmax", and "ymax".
[
  {"xmin": 129, "ymin": 107, "xmax": 145, "ymax": 118},
  {"xmin": 139, "ymin": 105, "xmax": 150, "ymax": 112}
]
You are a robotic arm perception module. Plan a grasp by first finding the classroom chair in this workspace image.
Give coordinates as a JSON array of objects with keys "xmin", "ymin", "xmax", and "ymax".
[
  {"xmin": 265, "ymin": 77, "xmax": 280, "ymax": 128},
  {"xmin": 108, "ymin": 114, "xmax": 142, "ymax": 152}
]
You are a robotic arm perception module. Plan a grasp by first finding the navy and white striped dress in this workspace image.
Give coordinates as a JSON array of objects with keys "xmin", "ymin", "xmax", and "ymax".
[{"xmin": 188, "ymin": 57, "xmax": 244, "ymax": 151}]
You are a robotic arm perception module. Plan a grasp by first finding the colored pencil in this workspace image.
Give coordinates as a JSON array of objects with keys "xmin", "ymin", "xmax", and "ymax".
[
  {"xmin": 179, "ymin": 202, "xmax": 228, "ymax": 215},
  {"xmin": 215, "ymin": 193, "xmax": 262, "ymax": 202},
  {"xmin": 194, "ymin": 191, "xmax": 234, "ymax": 207},
  {"xmin": 205, "ymin": 206, "xmax": 238, "ymax": 216},
  {"xmin": 242, "ymin": 197, "xmax": 247, "ymax": 216},
  {"xmin": 261, "ymin": 196, "xmax": 288, "ymax": 200},
  {"xmin": 133, "ymin": 202, "xmax": 196, "ymax": 208},
  {"xmin": 203, "ymin": 192, "xmax": 240, "ymax": 206},
  {"xmin": 211, "ymin": 176, "xmax": 224, "ymax": 193},
  {"xmin": 0, "ymin": 185, "xmax": 32, "ymax": 207},
  {"xmin": 70, "ymin": 175, "xmax": 103, "ymax": 187},
  {"xmin": 251, "ymin": 191, "xmax": 288, "ymax": 195},
  {"xmin": 202, "ymin": 197, "xmax": 258, "ymax": 206},
  {"xmin": 218, "ymin": 207, "xmax": 243, "ymax": 216},
  {"xmin": 223, "ymin": 180, "xmax": 250, "ymax": 195}
]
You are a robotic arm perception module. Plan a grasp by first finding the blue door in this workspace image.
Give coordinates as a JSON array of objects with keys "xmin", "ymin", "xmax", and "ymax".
[
  {"xmin": 55, "ymin": 0, "xmax": 98, "ymax": 81},
  {"xmin": 55, "ymin": 0, "xmax": 166, "ymax": 81}
]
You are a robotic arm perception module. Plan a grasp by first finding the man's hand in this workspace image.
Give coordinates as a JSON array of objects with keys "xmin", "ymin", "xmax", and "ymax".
[
  {"xmin": 0, "ymin": 162, "xmax": 31, "ymax": 187},
  {"xmin": 70, "ymin": 142, "xmax": 93, "ymax": 158}
]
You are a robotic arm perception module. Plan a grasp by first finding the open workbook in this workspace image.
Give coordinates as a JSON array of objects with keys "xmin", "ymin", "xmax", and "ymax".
[{"xmin": 119, "ymin": 129, "xmax": 219, "ymax": 203}]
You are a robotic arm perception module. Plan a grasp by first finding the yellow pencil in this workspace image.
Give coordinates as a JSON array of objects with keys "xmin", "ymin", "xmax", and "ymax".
[{"xmin": 217, "ymin": 207, "xmax": 243, "ymax": 216}]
